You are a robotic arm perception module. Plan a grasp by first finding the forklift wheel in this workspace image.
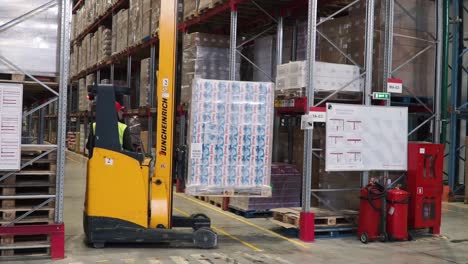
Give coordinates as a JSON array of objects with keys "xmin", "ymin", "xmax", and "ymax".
[
  {"xmin": 379, "ymin": 232, "xmax": 388, "ymax": 242},
  {"xmin": 193, "ymin": 227, "xmax": 218, "ymax": 249},
  {"xmin": 92, "ymin": 242, "xmax": 105, "ymax": 249},
  {"xmin": 190, "ymin": 214, "xmax": 210, "ymax": 230},
  {"xmin": 190, "ymin": 213, "xmax": 209, "ymax": 220},
  {"xmin": 360, "ymin": 233, "xmax": 369, "ymax": 244}
]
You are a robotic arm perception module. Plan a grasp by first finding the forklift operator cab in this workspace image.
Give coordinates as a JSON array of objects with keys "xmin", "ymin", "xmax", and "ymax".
[{"xmin": 83, "ymin": 84, "xmax": 217, "ymax": 249}]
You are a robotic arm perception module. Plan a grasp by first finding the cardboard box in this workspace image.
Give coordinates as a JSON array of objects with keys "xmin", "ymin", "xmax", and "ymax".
[
  {"xmin": 183, "ymin": 32, "xmax": 230, "ymax": 49},
  {"xmin": 117, "ymin": 9, "xmax": 129, "ymax": 53},
  {"xmin": 112, "ymin": 13, "xmax": 118, "ymax": 54},
  {"xmin": 141, "ymin": 0, "xmax": 152, "ymax": 39},
  {"xmin": 181, "ymin": 33, "xmax": 240, "ymax": 103},
  {"xmin": 129, "ymin": 0, "xmax": 142, "ymax": 46},
  {"xmin": 183, "ymin": 0, "xmax": 198, "ymax": 20},
  {"xmin": 78, "ymin": 78, "xmax": 88, "ymax": 111},
  {"xmin": 151, "ymin": 0, "xmax": 161, "ymax": 35},
  {"xmin": 276, "ymin": 61, "xmax": 362, "ymax": 92}
]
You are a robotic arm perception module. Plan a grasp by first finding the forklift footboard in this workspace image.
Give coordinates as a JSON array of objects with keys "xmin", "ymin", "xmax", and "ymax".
[{"xmin": 84, "ymin": 215, "xmax": 217, "ymax": 248}]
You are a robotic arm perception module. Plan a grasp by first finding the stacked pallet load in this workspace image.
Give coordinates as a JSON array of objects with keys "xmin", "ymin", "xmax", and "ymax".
[
  {"xmin": 185, "ymin": 79, "xmax": 274, "ymax": 197},
  {"xmin": 78, "ymin": 78, "xmax": 88, "ymax": 112},
  {"xmin": 97, "ymin": 26, "xmax": 112, "ymax": 63},
  {"xmin": 292, "ymin": 124, "xmax": 361, "ymax": 211},
  {"xmin": 79, "ymin": 124, "xmax": 87, "ymax": 155},
  {"xmin": 181, "ymin": 32, "xmax": 240, "ymax": 103},
  {"xmin": 151, "ymin": 0, "xmax": 161, "ymax": 36},
  {"xmin": 318, "ymin": 0, "xmax": 435, "ymax": 97},
  {"xmin": 67, "ymin": 132, "xmax": 80, "ymax": 152},
  {"xmin": 228, "ymin": 163, "xmax": 302, "ymax": 215},
  {"xmin": 113, "ymin": 9, "xmax": 129, "ymax": 54},
  {"xmin": 139, "ymin": 58, "xmax": 151, "ymax": 107},
  {"xmin": 198, "ymin": 0, "xmax": 225, "ymax": 13},
  {"xmin": 183, "ymin": 0, "xmax": 198, "ymax": 21},
  {"xmin": 129, "ymin": 0, "xmax": 142, "ymax": 46},
  {"xmin": 275, "ymin": 60, "xmax": 362, "ymax": 97},
  {"xmin": 1, "ymin": 145, "xmax": 57, "ymax": 257}
]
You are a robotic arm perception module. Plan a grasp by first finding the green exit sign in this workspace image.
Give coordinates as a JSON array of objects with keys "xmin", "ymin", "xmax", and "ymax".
[{"xmin": 372, "ymin": 92, "xmax": 391, "ymax": 100}]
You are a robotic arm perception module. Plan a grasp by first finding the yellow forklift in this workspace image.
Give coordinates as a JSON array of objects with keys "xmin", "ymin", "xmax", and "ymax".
[{"xmin": 83, "ymin": 0, "xmax": 217, "ymax": 249}]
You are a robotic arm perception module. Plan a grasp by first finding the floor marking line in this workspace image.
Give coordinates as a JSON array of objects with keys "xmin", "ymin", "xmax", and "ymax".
[
  {"xmin": 174, "ymin": 193, "xmax": 309, "ymax": 249},
  {"xmin": 174, "ymin": 207, "xmax": 263, "ymax": 252}
]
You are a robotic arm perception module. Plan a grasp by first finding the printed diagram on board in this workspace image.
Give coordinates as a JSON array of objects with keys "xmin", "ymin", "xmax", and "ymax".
[
  {"xmin": 325, "ymin": 103, "xmax": 408, "ymax": 171},
  {"xmin": 327, "ymin": 116, "xmax": 363, "ymax": 168},
  {"xmin": 330, "ymin": 118, "xmax": 344, "ymax": 132}
]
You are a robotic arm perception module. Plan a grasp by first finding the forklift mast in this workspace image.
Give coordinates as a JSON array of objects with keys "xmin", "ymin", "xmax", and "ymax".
[{"xmin": 150, "ymin": 0, "xmax": 178, "ymax": 229}]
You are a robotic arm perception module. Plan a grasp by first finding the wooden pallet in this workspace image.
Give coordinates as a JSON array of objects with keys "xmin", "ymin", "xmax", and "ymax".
[
  {"xmin": 0, "ymin": 234, "xmax": 50, "ymax": 257},
  {"xmin": 314, "ymin": 227, "xmax": 356, "ymax": 238},
  {"xmin": 208, "ymin": 196, "xmax": 223, "ymax": 208},
  {"xmin": 1, "ymin": 146, "xmax": 57, "ymax": 226},
  {"xmin": 228, "ymin": 205, "xmax": 272, "ymax": 218},
  {"xmin": 0, "ymin": 73, "xmax": 25, "ymax": 82},
  {"xmin": 194, "ymin": 196, "xmax": 209, "ymax": 202},
  {"xmin": 271, "ymin": 207, "xmax": 358, "ymax": 229}
]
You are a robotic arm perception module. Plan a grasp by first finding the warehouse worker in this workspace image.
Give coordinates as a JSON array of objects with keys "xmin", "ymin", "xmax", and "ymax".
[{"xmin": 86, "ymin": 101, "xmax": 134, "ymax": 157}]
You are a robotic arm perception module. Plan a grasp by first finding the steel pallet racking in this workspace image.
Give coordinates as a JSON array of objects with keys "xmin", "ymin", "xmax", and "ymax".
[
  {"xmin": 0, "ymin": 0, "xmax": 71, "ymax": 259},
  {"xmin": 67, "ymin": 0, "xmax": 444, "ymax": 240},
  {"xmin": 445, "ymin": 0, "xmax": 467, "ymax": 199}
]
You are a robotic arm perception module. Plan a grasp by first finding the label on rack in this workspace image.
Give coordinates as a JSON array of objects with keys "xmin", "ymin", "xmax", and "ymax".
[
  {"xmin": 191, "ymin": 143, "xmax": 203, "ymax": 159},
  {"xmin": 0, "ymin": 83, "xmax": 23, "ymax": 171},
  {"xmin": 301, "ymin": 114, "xmax": 314, "ymax": 130},
  {"xmin": 274, "ymin": 99, "xmax": 295, "ymax": 108},
  {"xmin": 387, "ymin": 78, "xmax": 403, "ymax": 94}
]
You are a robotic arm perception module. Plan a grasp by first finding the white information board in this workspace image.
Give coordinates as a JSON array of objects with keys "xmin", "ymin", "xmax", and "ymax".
[
  {"xmin": 0, "ymin": 83, "xmax": 23, "ymax": 171},
  {"xmin": 325, "ymin": 103, "xmax": 408, "ymax": 171}
]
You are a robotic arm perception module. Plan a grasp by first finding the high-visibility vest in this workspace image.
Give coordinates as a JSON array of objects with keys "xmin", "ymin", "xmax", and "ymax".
[{"xmin": 92, "ymin": 122, "xmax": 127, "ymax": 147}]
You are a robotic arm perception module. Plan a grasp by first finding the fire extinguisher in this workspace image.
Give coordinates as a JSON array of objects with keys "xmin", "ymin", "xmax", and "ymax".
[
  {"xmin": 387, "ymin": 187, "xmax": 411, "ymax": 241},
  {"xmin": 357, "ymin": 182, "xmax": 387, "ymax": 243}
]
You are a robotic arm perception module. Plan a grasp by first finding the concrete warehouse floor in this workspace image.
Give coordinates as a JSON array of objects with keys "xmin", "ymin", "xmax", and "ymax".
[{"xmin": 6, "ymin": 151, "xmax": 468, "ymax": 264}]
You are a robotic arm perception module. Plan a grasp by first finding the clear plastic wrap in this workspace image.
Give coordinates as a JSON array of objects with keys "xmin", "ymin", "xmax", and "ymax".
[
  {"xmin": 0, "ymin": 0, "xmax": 59, "ymax": 76},
  {"xmin": 129, "ymin": 0, "xmax": 142, "ymax": 46},
  {"xmin": 186, "ymin": 79, "xmax": 274, "ymax": 197},
  {"xmin": 78, "ymin": 78, "xmax": 87, "ymax": 111},
  {"xmin": 181, "ymin": 38, "xmax": 241, "ymax": 103},
  {"xmin": 141, "ymin": 0, "xmax": 152, "ymax": 39},
  {"xmin": 139, "ymin": 58, "xmax": 151, "ymax": 107},
  {"xmin": 151, "ymin": 0, "xmax": 160, "ymax": 35}
]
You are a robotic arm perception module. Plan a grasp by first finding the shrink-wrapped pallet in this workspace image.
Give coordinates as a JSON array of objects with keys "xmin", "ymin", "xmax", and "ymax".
[
  {"xmin": 142, "ymin": 0, "xmax": 152, "ymax": 39},
  {"xmin": 229, "ymin": 163, "xmax": 302, "ymax": 211},
  {"xmin": 129, "ymin": 0, "xmax": 142, "ymax": 46},
  {"xmin": 183, "ymin": 0, "xmax": 198, "ymax": 20},
  {"xmin": 151, "ymin": 0, "xmax": 161, "ymax": 35},
  {"xmin": 78, "ymin": 78, "xmax": 88, "ymax": 112},
  {"xmin": 112, "ymin": 13, "xmax": 118, "ymax": 54},
  {"xmin": 97, "ymin": 26, "xmax": 112, "ymax": 62},
  {"xmin": 139, "ymin": 58, "xmax": 151, "ymax": 107},
  {"xmin": 186, "ymin": 79, "xmax": 274, "ymax": 197},
  {"xmin": 117, "ymin": 9, "xmax": 129, "ymax": 53},
  {"xmin": 181, "ymin": 33, "xmax": 240, "ymax": 103}
]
